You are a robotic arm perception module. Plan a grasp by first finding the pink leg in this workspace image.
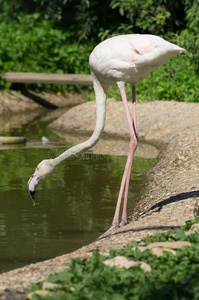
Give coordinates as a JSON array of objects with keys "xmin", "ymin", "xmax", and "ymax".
[
  {"xmin": 132, "ymin": 86, "xmax": 137, "ymax": 133},
  {"xmin": 99, "ymin": 85, "xmax": 137, "ymax": 238},
  {"xmin": 120, "ymin": 86, "xmax": 137, "ymax": 225}
]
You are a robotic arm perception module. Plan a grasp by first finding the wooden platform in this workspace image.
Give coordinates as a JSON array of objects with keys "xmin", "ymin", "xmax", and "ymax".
[
  {"xmin": 0, "ymin": 136, "xmax": 26, "ymax": 144},
  {"xmin": 4, "ymin": 72, "xmax": 93, "ymax": 85}
]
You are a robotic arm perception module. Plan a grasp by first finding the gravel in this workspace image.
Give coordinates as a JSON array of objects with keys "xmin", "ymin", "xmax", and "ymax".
[{"xmin": 0, "ymin": 97, "xmax": 198, "ymax": 299}]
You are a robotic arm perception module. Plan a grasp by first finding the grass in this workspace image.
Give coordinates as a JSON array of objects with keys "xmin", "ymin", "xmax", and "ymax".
[{"xmin": 27, "ymin": 217, "xmax": 199, "ymax": 300}]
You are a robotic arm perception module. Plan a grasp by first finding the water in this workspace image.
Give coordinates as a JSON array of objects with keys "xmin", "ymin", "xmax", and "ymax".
[{"xmin": 0, "ymin": 111, "xmax": 156, "ymax": 273}]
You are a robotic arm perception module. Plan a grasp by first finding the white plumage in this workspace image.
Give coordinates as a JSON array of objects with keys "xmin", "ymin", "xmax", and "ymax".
[{"xmin": 89, "ymin": 34, "xmax": 185, "ymax": 86}]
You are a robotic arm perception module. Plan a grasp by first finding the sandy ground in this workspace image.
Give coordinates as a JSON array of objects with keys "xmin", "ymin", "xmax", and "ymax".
[{"xmin": 0, "ymin": 95, "xmax": 199, "ymax": 299}]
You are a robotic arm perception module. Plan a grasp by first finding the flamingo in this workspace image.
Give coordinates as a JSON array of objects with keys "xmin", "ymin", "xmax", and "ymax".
[{"xmin": 28, "ymin": 34, "xmax": 186, "ymax": 237}]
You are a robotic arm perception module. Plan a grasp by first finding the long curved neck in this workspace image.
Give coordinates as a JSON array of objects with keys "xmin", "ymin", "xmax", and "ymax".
[{"xmin": 53, "ymin": 72, "xmax": 108, "ymax": 166}]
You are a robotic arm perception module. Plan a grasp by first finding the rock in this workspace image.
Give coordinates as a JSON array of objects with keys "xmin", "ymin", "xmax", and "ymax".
[
  {"xmin": 150, "ymin": 247, "xmax": 176, "ymax": 257},
  {"xmin": 42, "ymin": 281, "xmax": 58, "ymax": 290},
  {"xmin": 189, "ymin": 223, "xmax": 199, "ymax": 233},
  {"xmin": 104, "ymin": 256, "xmax": 151, "ymax": 272},
  {"xmin": 27, "ymin": 289, "xmax": 53, "ymax": 299},
  {"xmin": 134, "ymin": 241, "xmax": 192, "ymax": 257},
  {"xmin": 136, "ymin": 241, "xmax": 191, "ymax": 252},
  {"xmin": 138, "ymin": 262, "xmax": 152, "ymax": 273}
]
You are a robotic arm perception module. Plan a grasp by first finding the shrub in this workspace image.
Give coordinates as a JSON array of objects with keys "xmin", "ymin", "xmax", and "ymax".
[{"xmin": 0, "ymin": 13, "xmax": 93, "ymax": 87}]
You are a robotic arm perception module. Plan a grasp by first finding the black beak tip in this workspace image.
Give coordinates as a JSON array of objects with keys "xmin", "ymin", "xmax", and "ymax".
[{"xmin": 28, "ymin": 189, "xmax": 36, "ymax": 202}]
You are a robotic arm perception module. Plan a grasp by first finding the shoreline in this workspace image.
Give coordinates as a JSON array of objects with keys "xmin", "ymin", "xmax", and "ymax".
[{"xmin": 0, "ymin": 96, "xmax": 198, "ymax": 299}]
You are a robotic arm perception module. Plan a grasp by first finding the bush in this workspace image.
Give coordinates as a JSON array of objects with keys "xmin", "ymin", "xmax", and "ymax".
[
  {"xmin": 0, "ymin": 13, "xmax": 93, "ymax": 86},
  {"xmin": 0, "ymin": 3, "xmax": 198, "ymax": 102}
]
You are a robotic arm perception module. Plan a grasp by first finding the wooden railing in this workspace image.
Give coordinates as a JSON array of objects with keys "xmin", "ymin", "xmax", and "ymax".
[{"xmin": 4, "ymin": 72, "xmax": 93, "ymax": 85}]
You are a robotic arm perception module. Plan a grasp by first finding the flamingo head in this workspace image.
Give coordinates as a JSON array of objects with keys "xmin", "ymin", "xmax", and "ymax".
[{"xmin": 27, "ymin": 159, "xmax": 56, "ymax": 202}]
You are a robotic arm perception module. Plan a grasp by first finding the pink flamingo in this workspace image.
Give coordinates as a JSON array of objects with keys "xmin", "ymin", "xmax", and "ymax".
[{"xmin": 28, "ymin": 34, "xmax": 186, "ymax": 237}]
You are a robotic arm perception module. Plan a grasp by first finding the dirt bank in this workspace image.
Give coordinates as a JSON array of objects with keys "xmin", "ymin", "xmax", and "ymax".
[
  {"xmin": 0, "ymin": 97, "xmax": 198, "ymax": 299},
  {"xmin": 0, "ymin": 90, "xmax": 84, "ymax": 115},
  {"xmin": 0, "ymin": 89, "xmax": 84, "ymax": 134}
]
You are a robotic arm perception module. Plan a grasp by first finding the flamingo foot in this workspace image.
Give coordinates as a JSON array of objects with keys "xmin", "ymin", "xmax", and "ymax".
[
  {"xmin": 119, "ymin": 219, "xmax": 128, "ymax": 227},
  {"xmin": 97, "ymin": 219, "xmax": 128, "ymax": 240},
  {"xmin": 97, "ymin": 223, "xmax": 119, "ymax": 239}
]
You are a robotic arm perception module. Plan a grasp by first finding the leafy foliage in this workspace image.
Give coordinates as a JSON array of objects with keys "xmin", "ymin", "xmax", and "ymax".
[
  {"xmin": 0, "ymin": 13, "xmax": 92, "ymax": 74},
  {"xmin": 110, "ymin": 0, "xmax": 185, "ymax": 35},
  {"xmin": 0, "ymin": 0, "xmax": 198, "ymax": 102},
  {"xmin": 185, "ymin": 0, "xmax": 199, "ymax": 32},
  {"xmin": 27, "ymin": 219, "xmax": 199, "ymax": 299}
]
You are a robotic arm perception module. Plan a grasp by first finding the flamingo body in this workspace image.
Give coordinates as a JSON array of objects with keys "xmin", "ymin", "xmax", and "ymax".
[
  {"xmin": 89, "ymin": 34, "xmax": 185, "ymax": 87},
  {"xmin": 28, "ymin": 34, "xmax": 186, "ymax": 238}
]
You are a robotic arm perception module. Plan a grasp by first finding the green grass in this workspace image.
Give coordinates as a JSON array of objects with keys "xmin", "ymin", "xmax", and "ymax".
[{"xmin": 27, "ymin": 218, "xmax": 199, "ymax": 300}]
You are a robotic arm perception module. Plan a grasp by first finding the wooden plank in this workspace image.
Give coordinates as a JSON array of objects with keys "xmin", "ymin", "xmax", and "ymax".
[
  {"xmin": 4, "ymin": 72, "xmax": 93, "ymax": 85},
  {"xmin": 0, "ymin": 136, "xmax": 26, "ymax": 144}
]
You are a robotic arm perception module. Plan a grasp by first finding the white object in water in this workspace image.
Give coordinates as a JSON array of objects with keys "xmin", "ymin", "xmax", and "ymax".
[{"xmin": 42, "ymin": 136, "xmax": 49, "ymax": 144}]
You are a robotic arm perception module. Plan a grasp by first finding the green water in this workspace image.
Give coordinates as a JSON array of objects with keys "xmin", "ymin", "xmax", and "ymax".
[{"xmin": 0, "ymin": 113, "xmax": 156, "ymax": 273}]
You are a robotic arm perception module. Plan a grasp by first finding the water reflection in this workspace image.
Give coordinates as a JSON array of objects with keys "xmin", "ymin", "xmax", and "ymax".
[{"xmin": 0, "ymin": 147, "xmax": 155, "ymax": 273}]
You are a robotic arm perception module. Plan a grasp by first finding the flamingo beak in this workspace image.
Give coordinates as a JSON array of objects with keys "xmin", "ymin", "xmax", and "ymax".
[{"xmin": 27, "ymin": 169, "xmax": 40, "ymax": 202}]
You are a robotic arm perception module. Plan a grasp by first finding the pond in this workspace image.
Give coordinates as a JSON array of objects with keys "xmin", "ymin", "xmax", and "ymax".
[{"xmin": 0, "ymin": 111, "xmax": 156, "ymax": 273}]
